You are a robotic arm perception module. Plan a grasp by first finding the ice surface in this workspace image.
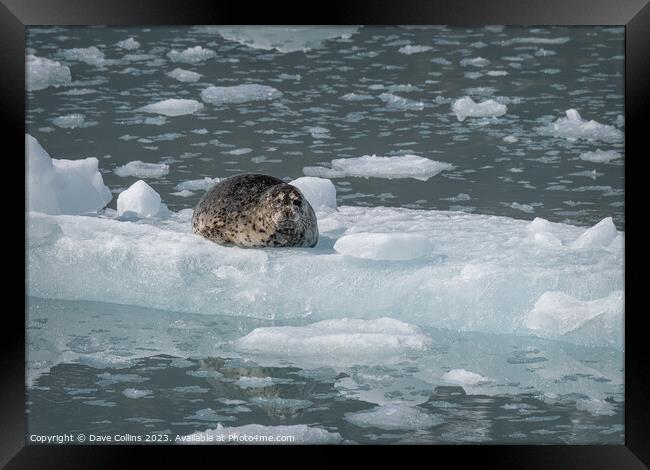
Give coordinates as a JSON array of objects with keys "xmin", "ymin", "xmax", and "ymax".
[
  {"xmin": 398, "ymin": 45, "xmax": 432, "ymax": 55},
  {"xmin": 289, "ymin": 177, "xmax": 337, "ymax": 212},
  {"xmin": 537, "ymin": 109, "xmax": 624, "ymax": 143},
  {"xmin": 345, "ymin": 404, "xmax": 442, "ymax": 430},
  {"xmin": 138, "ymin": 99, "xmax": 204, "ymax": 116},
  {"xmin": 235, "ymin": 318, "xmax": 430, "ymax": 367},
  {"xmin": 116, "ymin": 37, "xmax": 140, "ymax": 50},
  {"xmin": 166, "ymin": 68, "xmax": 202, "ymax": 83},
  {"xmin": 114, "ymin": 161, "xmax": 169, "ymax": 178},
  {"xmin": 571, "ymin": 217, "xmax": 618, "ymax": 249},
  {"xmin": 167, "ymin": 46, "xmax": 216, "ymax": 63},
  {"xmin": 334, "ymin": 233, "xmax": 431, "ymax": 261},
  {"xmin": 26, "ymin": 134, "xmax": 111, "ymax": 215},
  {"xmin": 442, "ymin": 369, "xmax": 490, "ymax": 386},
  {"xmin": 116, "ymin": 180, "xmax": 169, "ymax": 219},
  {"xmin": 452, "ymin": 96, "xmax": 507, "ymax": 122},
  {"xmin": 579, "ymin": 150, "xmax": 622, "ymax": 163},
  {"xmin": 303, "ymin": 154, "xmax": 453, "ymax": 181},
  {"xmin": 182, "ymin": 423, "xmax": 343, "ymax": 444},
  {"xmin": 201, "ymin": 85, "xmax": 282, "ymax": 105},
  {"xmin": 174, "ymin": 177, "xmax": 221, "ymax": 192},
  {"xmin": 52, "ymin": 113, "xmax": 96, "ymax": 129},
  {"xmin": 62, "ymin": 46, "xmax": 106, "ymax": 66},
  {"xmin": 201, "ymin": 26, "xmax": 359, "ymax": 53},
  {"xmin": 378, "ymin": 93, "xmax": 424, "ymax": 110},
  {"xmin": 26, "ymin": 55, "xmax": 71, "ymax": 91},
  {"xmin": 524, "ymin": 291, "xmax": 623, "ymax": 345},
  {"xmin": 27, "ymin": 205, "xmax": 623, "ymax": 345}
]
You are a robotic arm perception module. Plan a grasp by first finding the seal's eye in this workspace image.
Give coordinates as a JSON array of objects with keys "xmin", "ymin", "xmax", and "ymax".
[{"xmin": 293, "ymin": 199, "xmax": 302, "ymax": 207}]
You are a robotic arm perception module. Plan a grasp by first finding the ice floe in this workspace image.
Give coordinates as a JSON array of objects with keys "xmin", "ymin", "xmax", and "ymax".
[
  {"xmin": 289, "ymin": 177, "xmax": 337, "ymax": 212},
  {"xmin": 378, "ymin": 93, "xmax": 424, "ymax": 110},
  {"xmin": 52, "ymin": 113, "xmax": 97, "ymax": 129},
  {"xmin": 138, "ymin": 98, "xmax": 204, "ymax": 116},
  {"xmin": 303, "ymin": 154, "xmax": 453, "ymax": 181},
  {"xmin": 200, "ymin": 84, "xmax": 282, "ymax": 105},
  {"xmin": 537, "ymin": 109, "xmax": 624, "ymax": 143},
  {"xmin": 114, "ymin": 161, "xmax": 169, "ymax": 178},
  {"xmin": 181, "ymin": 423, "xmax": 343, "ymax": 444},
  {"xmin": 166, "ymin": 68, "xmax": 202, "ymax": 83},
  {"xmin": 398, "ymin": 45, "xmax": 432, "ymax": 55},
  {"xmin": 116, "ymin": 180, "xmax": 170, "ymax": 218},
  {"xmin": 451, "ymin": 96, "xmax": 507, "ymax": 122},
  {"xmin": 442, "ymin": 369, "xmax": 490, "ymax": 386},
  {"xmin": 167, "ymin": 46, "xmax": 216, "ymax": 63},
  {"xmin": 334, "ymin": 233, "xmax": 432, "ymax": 261},
  {"xmin": 116, "ymin": 37, "xmax": 140, "ymax": 50},
  {"xmin": 26, "ymin": 134, "xmax": 111, "ymax": 215},
  {"xmin": 61, "ymin": 46, "xmax": 107, "ymax": 66},
  {"xmin": 460, "ymin": 57, "xmax": 490, "ymax": 67},
  {"xmin": 122, "ymin": 388, "xmax": 151, "ymax": 398},
  {"xmin": 27, "ymin": 55, "xmax": 71, "ymax": 91},
  {"xmin": 201, "ymin": 26, "xmax": 359, "ymax": 53},
  {"xmin": 345, "ymin": 404, "xmax": 442, "ymax": 430},
  {"xmin": 579, "ymin": 150, "xmax": 622, "ymax": 163},
  {"xmin": 174, "ymin": 177, "xmax": 221, "ymax": 192}
]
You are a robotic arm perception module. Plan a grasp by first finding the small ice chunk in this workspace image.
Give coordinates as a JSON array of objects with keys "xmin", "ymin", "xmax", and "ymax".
[
  {"xmin": 114, "ymin": 161, "xmax": 169, "ymax": 178},
  {"xmin": 378, "ymin": 93, "xmax": 424, "ymax": 111},
  {"xmin": 201, "ymin": 84, "xmax": 282, "ymax": 105},
  {"xmin": 345, "ymin": 404, "xmax": 442, "ymax": 430},
  {"xmin": 334, "ymin": 232, "xmax": 431, "ymax": 261},
  {"xmin": 181, "ymin": 423, "xmax": 343, "ymax": 444},
  {"xmin": 116, "ymin": 37, "xmax": 140, "ymax": 50},
  {"xmin": 122, "ymin": 388, "xmax": 151, "ymax": 398},
  {"xmin": 503, "ymin": 135, "xmax": 518, "ymax": 143},
  {"xmin": 166, "ymin": 68, "xmax": 202, "ymax": 82},
  {"xmin": 224, "ymin": 148, "xmax": 252, "ymax": 155},
  {"xmin": 503, "ymin": 37, "xmax": 570, "ymax": 45},
  {"xmin": 398, "ymin": 45, "xmax": 432, "ymax": 55},
  {"xmin": 460, "ymin": 57, "xmax": 490, "ymax": 67},
  {"xmin": 571, "ymin": 217, "xmax": 618, "ymax": 249},
  {"xmin": 235, "ymin": 318, "xmax": 431, "ymax": 359},
  {"xmin": 138, "ymin": 99, "xmax": 204, "ymax": 116},
  {"xmin": 524, "ymin": 290, "xmax": 623, "ymax": 337},
  {"xmin": 166, "ymin": 46, "xmax": 216, "ymax": 63},
  {"xmin": 52, "ymin": 113, "xmax": 95, "ymax": 129},
  {"xmin": 26, "ymin": 134, "xmax": 112, "ymax": 215},
  {"xmin": 341, "ymin": 92, "xmax": 373, "ymax": 101},
  {"xmin": 117, "ymin": 180, "xmax": 168, "ymax": 218},
  {"xmin": 442, "ymin": 369, "xmax": 490, "ymax": 386},
  {"xmin": 62, "ymin": 46, "xmax": 106, "ymax": 66},
  {"xmin": 290, "ymin": 177, "xmax": 337, "ymax": 212},
  {"xmin": 510, "ymin": 202, "xmax": 534, "ymax": 213},
  {"xmin": 575, "ymin": 398, "xmax": 616, "ymax": 416},
  {"xmin": 174, "ymin": 177, "xmax": 221, "ymax": 192},
  {"xmin": 537, "ymin": 109, "xmax": 624, "ymax": 143},
  {"xmin": 26, "ymin": 55, "xmax": 71, "ymax": 91},
  {"xmin": 304, "ymin": 154, "xmax": 453, "ymax": 181},
  {"xmin": 451, "ymin": 96, "xmax": 507, "ymax": 122},
  {"xmin": 579, "ymin": 150, "xmax": 622, "ymax": 163},
  {"xmin": 171, "ymin": 189, "xmax": 194, "ymax": 197}
]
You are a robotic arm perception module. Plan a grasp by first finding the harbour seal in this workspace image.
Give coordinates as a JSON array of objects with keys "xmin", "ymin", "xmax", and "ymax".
[{"xmin": 192, "ymin": 173, "xmax": 318, "ymax": 248}]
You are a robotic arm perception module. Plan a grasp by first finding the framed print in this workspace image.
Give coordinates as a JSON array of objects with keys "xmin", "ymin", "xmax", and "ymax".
[{"xmin": 3, "ymin": 0, "xmax": 649, "ymax": 467}]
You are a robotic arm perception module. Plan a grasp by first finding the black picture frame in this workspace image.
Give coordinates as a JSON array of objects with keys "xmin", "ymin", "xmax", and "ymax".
[{"xmin": 5, "ymin": 0, "xmax": 648, "ymax": 467}]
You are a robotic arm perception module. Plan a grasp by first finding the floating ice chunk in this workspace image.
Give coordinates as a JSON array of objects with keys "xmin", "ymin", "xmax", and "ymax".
[
  {"xmin": 166, "ymin": 46, "xmax": 216, "ymax": 63},
  {"xmin": 575, "ymin": 398, "xmax": 616, "ymax": 416},
  {"xmin": 304, "ymin": 154, "xmax": 453, "ymax": 181},
  {"xmin": 345, "ymin": 404, "xmax": 442, "ymax": 430},
  {"xmin": 378, "ymin": 93, "xmax": 424, "ymax": 110},
  {"xmin": 26, "ymin": 134, "xmax": 111, "ymax": 215},
  {"xmin": 52, "ymin": 113, "xmax": 96, "ymax": 129},
  {"xmin": 503, "ymin": 135, "xmax": 518, "ymax": 143},
  {"xmin": 114, "ymin": 161, "xmax": 169, "ymax": 178},
  {"xmin": 116, "ymin": 37, "xmax": 140, "ymax": 50},
  {"xmin": 181, "ymin": 423, "xmax": 343, "ymax": 444},
  {"xmin": 174, "ymin": 177, "xmax": 221, "ymax": 192},
  {"xmin": 138, "ymin": 98, "xmax": 204, "ymax": 116},
  {"xmin": 579, "ymin": 150, "xmax": 622, "ymax": 163},
  {"xmin": 62, "ymin": 46, "xmax": 106, "ymax": 66},
  {"xmin": 166, "ymin": 68, "xmax": 202, "ymax": 82},
  {"xmin": 201, "ymin": 26, "xmax": 359, "ymax": 53},
  {"xmin": 571, "ymin": 217, "xmax": 618, "ymax": 249},
  {"xmin": 224, "ymin": 148, "xmax": 252, "ymax": 155},
  {"xmin": 334, "ymin": 233, "xmax": 431, "ymax": 261},
  {"xmin": 200, "ymin": 84, "xmax": 282, "ymax": 105},
  {"xmin": 537, "ymin": 109, "xmax": 624, "ymax": 143},
  {"xmin": 442, "ymin": 369, "xmax": 490, "ymax": 386},
  {"xmin": 398, "ymin": 45, "xmax": 432, "ymax": 55},
  {"xmin": 502, "ymin": 37, "xmax": 570, "ymax": 45},
  {"xmin": 122, "ymin": 388, "xmax": 151, "ymax": 398},
  {"xmin": 341, "ymin": 92, "xmax": 373, "ymax": 101},
  {"xmin": 451, "ymin": 96, "xmax": 507, "ymax": 122},
  {"xmin": 236, "ymin": 376, "xmax": 275, "ymax": 389},
  {"xmin": 524, "ymin": 290, "xmax": 623, "ymax": 337},
  {"xmin": 116, "ymin": 180, "xmax": 168, "ymax": 218},
  {"xmin": 510, "ymin": 203, "xmax": 534, "ymax": 214},
  {"xmin": 460, "ymin": 57, "xmax": 490, "ymax": 67},
  {"xmin": 290, "ymin": 177, "xmax": 337, "ymax": 212},
  {"xmin": 171, "ymin": 189, "xmax": 194, "ymax": 197},
  {"xmin": 26, "ymin": 55, "xmax": 71, "ymax": 91},
  {"xmin": 235, "ymin": 318, "xmax": 431, "ymax": 362}
]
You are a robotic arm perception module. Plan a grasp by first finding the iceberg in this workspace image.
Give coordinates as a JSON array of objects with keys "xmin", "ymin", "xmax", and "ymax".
[
  {"xmin": 166, "ymin": 68, "xmax": 202, "ymax": 83},
  {"xmin": 181, "ymin": 423, "xmax": 343, "ymax": 444},
  {"xmin": 26, "ymin": 55, "xmax": 71, "ymax": 91},
  {"xmin": 378, "ymin": 93, "xmax": 424, "ymax": 110},
  {"xmin": 334, "ymin": 233, "xmax": 431, "ymax": 261},
  {"xmin": 26, "ymin": 134, "xmax": 111, "ymax": 215},
  {"xmin": 451, "ymin": 96, "xmax": 507, "ymax": 122},
  {"xmin": 200, "ymin": 84, "xmax": 282, "ymax": 105},
  {"xmin": 200, "ymin": 26, "xmax": 359, "ymax": 53},
  {"xmin": 537, "ymin": 109, "xmax": 624, "ymax": 143},
  {"xmin": 345, "ymin": 404, "xmax": 442, "ymax": 430},
  {"xmin": 303, "ymin": 154, "xmax": 453, "ymax": 181},
  {"xmin": 138, "ymin": 99, "xmax": 204, "ymax": 116},
  {"xmin": 116, "ymin": 180, "xmax": 169, "ymax": 218},
  {"xmin": 114, "ymin": 161, "xmax": 169, "ymax": 178},
  {"xmin": 289, "ymin": 177, "xmax": 337, "ymax": 212},
  {"xmin": 166, "ymin": 46, "xmax": 216, "ymax": 63},
  {"xmin": 579, "ymin": 150, "xmax": 622, "ymax": 163}
]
